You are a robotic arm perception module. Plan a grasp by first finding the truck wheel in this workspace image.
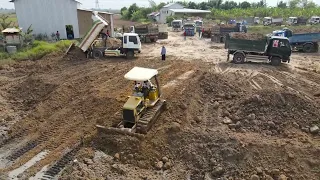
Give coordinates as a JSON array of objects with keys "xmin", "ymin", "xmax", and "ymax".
[
  {"xmin": 220, "ymin": 36, "xmax": 225, "ymax": 43},
  {"xmin": 126, "ymin": 51, "xmax": 134, "ymax": 59},
  {"xmin": 233, "ymin": 53, "xmax": 245, "ymax": 64},
  {"xmin": 271, "ymin": 56, "xmax": 281, "ymax": 66},
  {"xmin": 303, "ymin": 44, "xmax": 313, "ymax": 53},
  {"xmin": 92, "ymin": 50, "xmax": 103, "ymax": 59}
]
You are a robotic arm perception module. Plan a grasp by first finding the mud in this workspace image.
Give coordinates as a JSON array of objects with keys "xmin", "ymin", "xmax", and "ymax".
[{"xmin": 0, "ymin": 30, "xmax": 319, "ymax": 180}]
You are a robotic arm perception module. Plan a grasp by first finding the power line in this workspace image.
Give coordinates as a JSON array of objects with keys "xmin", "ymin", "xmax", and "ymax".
[{"xmin": 95, "ymin": 0, "xmax": 100, "ymax": 9}]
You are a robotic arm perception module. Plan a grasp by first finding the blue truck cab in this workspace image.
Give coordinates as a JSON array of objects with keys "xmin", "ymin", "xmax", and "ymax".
[{"xmin": 273, "ymin": 28, "xmax": 320, "ymax": 53}]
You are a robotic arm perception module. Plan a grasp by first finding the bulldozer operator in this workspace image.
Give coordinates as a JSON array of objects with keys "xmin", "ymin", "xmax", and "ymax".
[{"xmin": 133, "ymin": 80, "xmax": 153, "ymax": 98}]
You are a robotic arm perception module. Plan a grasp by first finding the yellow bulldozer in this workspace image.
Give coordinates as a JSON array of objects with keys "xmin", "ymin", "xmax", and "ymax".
[{"xmin": 96, "ymin": 67, "xmax": 166, "ymax": 137}]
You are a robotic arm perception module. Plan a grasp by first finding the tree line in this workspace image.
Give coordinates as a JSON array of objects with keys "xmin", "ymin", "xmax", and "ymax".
[{"xmin": 120, "ymin": 0, "xmax": 319, "ymax": 22}]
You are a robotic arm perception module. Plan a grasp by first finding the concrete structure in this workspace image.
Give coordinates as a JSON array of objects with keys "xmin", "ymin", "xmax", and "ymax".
[
  {"xmin": 159, "ymin": 3, "xmax": 184, "ymax": 23},
  {"xmin": 10, "ymin": 0, "xmax": 114, "ymax": 39},
  {"xmin": 159, "ymin": 3, "xmax": 211, "ymax": 24}
]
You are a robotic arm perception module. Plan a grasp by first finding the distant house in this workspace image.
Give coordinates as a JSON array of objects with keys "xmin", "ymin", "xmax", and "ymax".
[
  {"xmin": 10, "ymin": 0, "xmax": 114, "ymax": 39},
  {"xmin": 147, "ymin": 12, "xmax": 160, "ymax": 22},
  {"xmin": 159, "ymin": 3, "xmax": 211, "ymax": 24},
  {"xmin": 159, "ymin": 3, "xmax": 184, "ymax": 23}
]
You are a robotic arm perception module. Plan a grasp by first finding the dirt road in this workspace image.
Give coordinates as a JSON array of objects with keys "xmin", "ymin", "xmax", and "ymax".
[{"xmin": 0, "ymin": 31, "xmax": 319, "ymax": 180}]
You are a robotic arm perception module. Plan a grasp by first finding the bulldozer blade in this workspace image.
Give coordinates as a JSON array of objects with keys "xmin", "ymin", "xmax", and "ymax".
[
  {"xmin": 96, "ymin": 125, "xmax": 145, "ymax": 140},
  {"xmin": 136, "ymin": 100, "xmax": 166, "ymax": 134}
]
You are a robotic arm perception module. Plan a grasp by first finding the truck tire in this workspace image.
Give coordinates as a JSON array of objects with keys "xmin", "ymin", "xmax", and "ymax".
[
  {"xmin": 126, "ymin": 51, "xmax": 134, "ymax": 59},
  {"xmin": 92, "ymin": 50, "xmax": 103, "ymax": 59},
  {"xmin": 233, "ymin": 53, "xmax": 245, "ymax": 64},
  {"xmin": 271, "ymin": 56, "xmax": 281, "ymax": 66},
  {"xmin": 303, "ymin": 44, "xmax": 314, "ymax": 53}
]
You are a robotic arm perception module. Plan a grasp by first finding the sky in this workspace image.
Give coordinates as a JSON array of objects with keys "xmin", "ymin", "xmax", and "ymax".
[{"xmin": 0, "ymin": 0, "xmax": 320, "ymax": 9}]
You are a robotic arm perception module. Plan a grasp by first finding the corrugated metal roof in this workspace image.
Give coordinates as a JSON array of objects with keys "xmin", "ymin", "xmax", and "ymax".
[
  {"xmin": 77, "ymin": 8, "xmax": 113, "ymax": 15},
  {"xmin": 2, "ymin": 28, "xmax": 20, "ymax": 33},
  {"xmin": 169, "ymin": 8, "xmax": 211, "ymax": 13}
]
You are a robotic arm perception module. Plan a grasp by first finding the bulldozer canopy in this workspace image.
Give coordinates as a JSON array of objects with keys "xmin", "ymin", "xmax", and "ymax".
[{"xmin": 124, "ymin": 67, "xmax": 158, "ymax": 81}]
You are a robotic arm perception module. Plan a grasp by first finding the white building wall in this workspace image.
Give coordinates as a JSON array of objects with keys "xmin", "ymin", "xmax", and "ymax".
[
  {"xmin": 14, "ymin": 0, "xmax": 80, "ymax": 39},
  {"xmin": 159, "ymin": 3, "xmax": 184, "ymax": 23}
]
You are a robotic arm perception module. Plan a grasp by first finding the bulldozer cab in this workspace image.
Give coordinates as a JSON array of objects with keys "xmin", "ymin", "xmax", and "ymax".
[{"xmin": 124, "ymin": 67, "xmax": 161, "ymax": 107}]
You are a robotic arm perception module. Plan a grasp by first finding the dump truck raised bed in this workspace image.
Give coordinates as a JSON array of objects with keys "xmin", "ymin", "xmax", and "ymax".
[
  {"xmin": 273, "ymin": 28, "xmax": 320, "ymax": 52},
  {"xmin": 76, "ymin": 14, "xmax": 141, "ymax": 59},
  {"xmin": 184, "ymin": 23, "xmax": 196, "ymax": 36},
  {"xmin": 131, "ymin": 24, "xmax": 159, "ymax": 43},
  {"xmin": 225, "ymin": 33, "xmax": 292, "ymax": 66},
  {"xmin": 211, "ymin": 23, "xmax": 247, "ymax": 43}
]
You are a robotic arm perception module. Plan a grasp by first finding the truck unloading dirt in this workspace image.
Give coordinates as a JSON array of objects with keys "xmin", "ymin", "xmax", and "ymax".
[
  {"xmin": 211, "ymin": 23, "xmax": 247, "ymax": 43},
  {"xmin": 74, "ymin": 13, "xmax": 141, "ymax": 59},
  {"xmin": 273, "ymin": 28, "xmax": 320, "ymax": 52},
  {"xmin": 225, "ymin": 32, "xmax": 292, "ymax": 65},
  {"xmin": 158, "ymin": 24, "xmax": 168, "ymax": 39}
]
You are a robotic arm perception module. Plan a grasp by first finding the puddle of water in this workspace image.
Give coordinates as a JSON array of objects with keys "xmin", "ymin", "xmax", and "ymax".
[
  {"xmin": 8, "ymin": 151, "xmax": 49, "ymax": 180},
  {"xmin": 163, "ymin": 70, "xmax": 194, "ymax": 89}
]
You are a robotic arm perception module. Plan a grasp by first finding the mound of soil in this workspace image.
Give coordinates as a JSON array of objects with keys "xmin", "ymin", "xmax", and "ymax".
[
  {"xmin": 230, "ymin": 32, "xmax": 265, "ymax": 40},
  {"xmin": 293, "ymin": 27, "xmax": 320, "ymax": 34}
]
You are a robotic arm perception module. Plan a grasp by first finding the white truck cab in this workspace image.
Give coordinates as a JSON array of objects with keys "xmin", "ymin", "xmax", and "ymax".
[{"xmin": 309, "ymin": 16, "xmax": 320, "ymax": 25}]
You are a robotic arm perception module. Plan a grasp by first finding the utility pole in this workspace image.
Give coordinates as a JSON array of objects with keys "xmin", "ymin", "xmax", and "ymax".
[{"xmin": 95, "ymin": 0, "xmax": 100, "ymax": 9}]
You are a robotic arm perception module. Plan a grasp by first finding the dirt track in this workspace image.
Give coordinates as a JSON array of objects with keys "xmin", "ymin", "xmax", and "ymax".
[{"xmin": 0, "ymin": 31, "xmax": 320, "ymax": 180}]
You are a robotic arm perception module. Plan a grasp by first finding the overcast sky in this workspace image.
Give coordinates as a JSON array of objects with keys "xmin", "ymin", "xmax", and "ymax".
[{"xmin": 0, "ymin": 0, "xmax": 319, "ymax": 9}]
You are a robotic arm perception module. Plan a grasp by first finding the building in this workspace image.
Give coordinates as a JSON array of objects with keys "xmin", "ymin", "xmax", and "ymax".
[
  {"xmin": 147, "ymin": 12, "xmax": 160, "ymax": 22},
  {"xmin": 159, "ymin": 3, "xmax": 184, "ymax": 23},
  {"xmin": 159, "ymin": 3, "xmax": 211, "ymax": 24},
  {"xmin": 10, "ymin": 0, "xmax": 114, "ymax": 39}
]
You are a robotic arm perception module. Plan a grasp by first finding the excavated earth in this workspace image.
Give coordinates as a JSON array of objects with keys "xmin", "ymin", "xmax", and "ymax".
[{"xmin": 0, "ymin": 31, "xmax": 319, "ymax": 180}]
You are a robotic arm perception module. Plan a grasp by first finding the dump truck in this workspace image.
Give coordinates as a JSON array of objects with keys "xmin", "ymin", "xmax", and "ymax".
[
  {"xmin": 194, "ymin": 19, "xmax": 203, "ymax": 32},
  {"xmin": 74, "ymin": 13, "xmax": 141, "ymax": 59},
  {"xmin": 225, "ymin": 33, "xmax": 292, "ymax": 66},
  {"xmin": 263, "ymin": 17, "xmax": 283, "ymax": 26},
  {"xmin": 309, "ymin": 16, "xmax": 320, "ymax": 25},
  {"xmin": 273, "ymin": 28, "xmax": 320, "ymax": 52},
  {"xmin": 287, "ymin": 17, "xmax": 308, "ymax": 26},
  {"xmin": 184, "ymin": 23, "xmax": 196, "ymax": 36},
  {"xmin": 211, "ymin": 23, "xmax": 247, "ymax": 43},
  {"xmin": 158, "ymin": 24, "xmax": 168, "ymax": 39},
  {"xmin": 172, "ymin": 20, "xmax": 183, "ymax": 31},
  {"xmin": 242, "ymin": 17, "xmax": 260, "ymax": 25},
  {"xmin": 130, "ymin": 24, "xmax": 159, "ymax": 43}
]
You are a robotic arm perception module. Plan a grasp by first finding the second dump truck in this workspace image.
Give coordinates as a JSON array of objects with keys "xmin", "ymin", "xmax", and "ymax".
[{"xmin": 225, "ymin": 33, "xmax": 292, "ymax": 66}]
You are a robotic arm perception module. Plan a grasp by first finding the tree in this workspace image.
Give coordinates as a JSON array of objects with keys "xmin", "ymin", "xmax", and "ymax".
[
  {"xmin": 288, "ymin": 0, "xmax": 301, "ymax": 8},
  {"xmin": 120, "ymin": 7, "xmax": 127, "ymax": 16},
  {"xmin": 0, "ymin": 14, "xmax": 12, "ymax": 31},
  {"xmin": 157, "ymin": 2, "xmax": 167, "ymax": 10},
  {"xmin": 187, "ymin": 2, "xmax": 198, "ymax": 9},
  {"xmin": 127, "ymin": 3, "xmax": 139, "ymax": 19},
  {"xmin": 240, "ymin": 1, "xmax": 251, "ymax": 9},
  {"xmin": 199, "ymin": 2, "xmax": 209, "ymax": 10},
  {"xmin": 131, "ymin": 10, "xmax": 144, "ymax": 21},
  {"xmin": 277, "ymin": 1, "xmax": 287, "ymax": 8}
]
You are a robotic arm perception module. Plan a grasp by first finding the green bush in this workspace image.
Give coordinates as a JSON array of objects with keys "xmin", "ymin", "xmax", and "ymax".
[{"xmin": 0, "ymin": 40, "xmax": 73, "ymax": 61}]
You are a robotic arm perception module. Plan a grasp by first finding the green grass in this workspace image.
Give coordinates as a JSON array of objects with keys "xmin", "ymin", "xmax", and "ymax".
[{"xmin": 0, "ymin": 40, "xmax": 73, "ymax": 63}]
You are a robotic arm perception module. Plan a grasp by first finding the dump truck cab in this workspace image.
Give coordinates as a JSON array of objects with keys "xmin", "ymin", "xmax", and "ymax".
[
  {"xmin": 266, "ymin": 36, "xmax": 292, "ymax": 60},
  {"xmin": 172, "ymin": 20, "xmax": 183, "ymax": 31}
]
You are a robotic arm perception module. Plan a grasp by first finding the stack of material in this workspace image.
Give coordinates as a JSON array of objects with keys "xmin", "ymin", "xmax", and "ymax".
[
  {"xmin": 220, "ymin": 24, "xmax": 236, "ymax": 28},
  {"xmin": 230, "ymin": 32, "xmax": 265, "ymax": 40},
  {"xmin": 107, "ymin": 38, "xmax": 122, "ymax": 49}
]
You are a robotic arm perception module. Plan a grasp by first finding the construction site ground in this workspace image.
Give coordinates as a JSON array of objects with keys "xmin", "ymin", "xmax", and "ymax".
[{"xmin": 0, "ymin": 31, "xmax": 320, "ymax": 180}]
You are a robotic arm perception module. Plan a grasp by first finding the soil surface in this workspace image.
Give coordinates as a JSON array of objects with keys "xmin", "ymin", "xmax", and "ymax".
[{"xmin": 0, "ymin": 30, "xmax": 320, "ymax": 180}]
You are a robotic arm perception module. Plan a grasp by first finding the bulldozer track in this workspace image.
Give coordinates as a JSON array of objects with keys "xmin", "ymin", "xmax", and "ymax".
[
  {"xmin": 136, "ymin": 100, "xmax": 166, "ymax": 134},
  {"xmin": 40, "ymin": 142, "xmax": 81, "ymax": 180},
  {"xmin": 7, "ymin": 140, "xmax": 38, "ymax": 161}
]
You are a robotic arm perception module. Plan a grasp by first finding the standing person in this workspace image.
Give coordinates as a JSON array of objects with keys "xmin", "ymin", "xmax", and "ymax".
[
  {"xmin": 56, "ymin": 31, "xmax": 60, "ymax": 41},
  {"xmin": 201, "ymin": 28, "xmax": 204, "ymax": 38},
  {"xmin": 161, "ymin": 46, "xmax": 166, "ymax": 61},
  {"xmin": 184, "ymin": 31, "xmax": 186, "ymax": 40},
  {"xmin": 106, "ymin": 30, "xmax": 110, "ymax": 37}
]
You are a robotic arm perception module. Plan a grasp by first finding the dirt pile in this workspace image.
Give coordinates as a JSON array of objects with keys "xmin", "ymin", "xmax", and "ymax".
[
  {"xmin": 107, "ymin": 38, "xmax": 122, "ymax": 49},
  {"xmin": 231, "ymin": 91, "xmax": 320, "ymax": 135},
  {"xmin": 230, "ymin": 32, "xmax": 265, "ymax": 40},
  {"xmin": 293, "ymin": 27, "xmax": 320, "ymax": 34}
]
